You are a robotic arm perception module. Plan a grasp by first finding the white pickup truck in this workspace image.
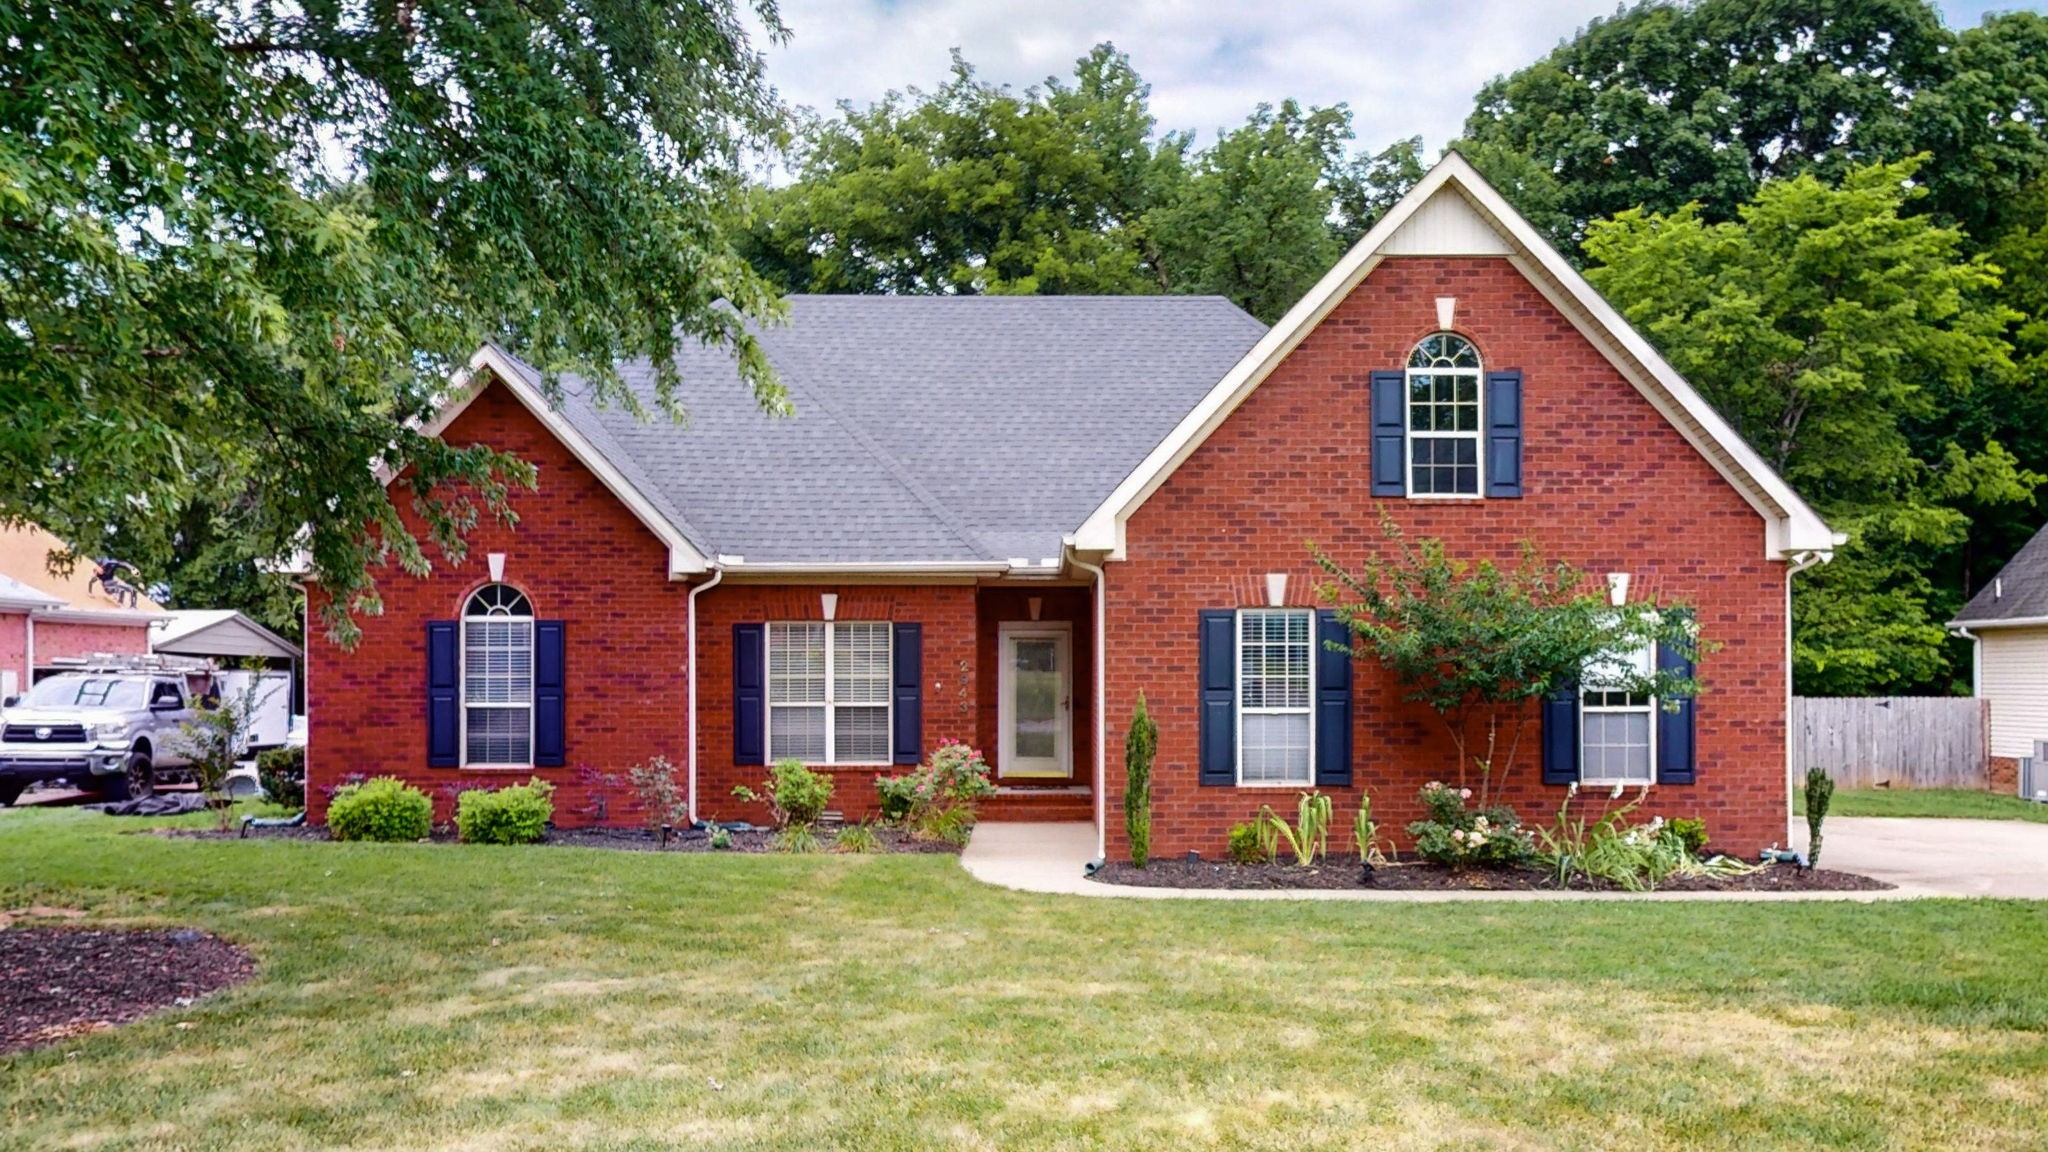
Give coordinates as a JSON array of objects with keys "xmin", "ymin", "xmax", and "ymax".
[{"xmin": 0, "ymin": 665, "xmax": 215, "ymax": 805}]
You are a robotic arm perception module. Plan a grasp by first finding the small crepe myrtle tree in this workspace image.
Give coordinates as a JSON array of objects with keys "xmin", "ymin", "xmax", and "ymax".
[
  {"xmin": 1314, "ymin": 518, "xmax": 1705, "ymax": 807},
  {"xmin": 1124, "ymin": 692, "xmax": 1157, "ymax": 867}
]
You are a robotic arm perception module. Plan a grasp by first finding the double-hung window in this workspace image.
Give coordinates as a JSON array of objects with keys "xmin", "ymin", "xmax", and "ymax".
[
  {"xmin": 1237, "ymin": 609, "xmax": 1313, "ymax": 785},
  {"xmin": 767, "ymin": 622, "xmax": 892, "ymax": 764},
  {"xmin": 1407, "ymin": 333, "xmax": 1483, "ymax": 496},
  {"xmin": 1580, "ymin": 642, "xmax": 1656, "ymax": 785},
  {"xmin": 462, "ymin": 584, "xmax": 534, "ymax": 766}
]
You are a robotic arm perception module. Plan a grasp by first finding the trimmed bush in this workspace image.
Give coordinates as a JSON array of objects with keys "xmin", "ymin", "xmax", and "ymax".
[
  {"xmin": 328, "ymin": 777, "xmax": 433, "ymax": 842},
  {"xmin": 1124, "ymin": 693, "xmax": 1156, "ymax": 867},
  {"xmin": 1227, "ymin": 821, "xmax": 1269, "ymax": 865},
  {"xmin": 256, "ymin": 746, "xmax": 306, "ymax": 808},
  {"xmin": 456, "ymin": 779, "xmax": 556, "ymax": 845},
  {"xmin": 735, "ymin": 759, "xmax": 834, "ymax": 828},
  {"xmin": 1669, "ymin": 816, "xmax": 1709, "ymax": 856}
]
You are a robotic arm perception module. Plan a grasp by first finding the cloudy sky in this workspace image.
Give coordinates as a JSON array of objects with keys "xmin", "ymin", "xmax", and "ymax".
[{"xmin": 754, "ymin": 0, "xmax": 2032, "ymax": 154}]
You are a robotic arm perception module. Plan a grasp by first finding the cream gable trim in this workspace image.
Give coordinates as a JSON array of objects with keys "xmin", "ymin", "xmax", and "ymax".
[
  {"xmin": 1071, "ymin": 153, "xmax": 1840, "ymax": 562},
  {"xmin": 392, "ymin": 346, "xmax": 710, "ymax": 578}
]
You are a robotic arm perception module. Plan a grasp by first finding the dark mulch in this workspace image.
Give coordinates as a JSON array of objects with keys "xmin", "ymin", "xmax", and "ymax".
[
  {"xmin": 1089, "ymin": 857, "xmax": 1893, "ymax": 892},
  {"xmin": 0, "ymin": 927, "xmax": 254, "ymax": 1054},
  {"xmin": 158, "ymin": 822, "xmax": 962, "ymax": 855}
]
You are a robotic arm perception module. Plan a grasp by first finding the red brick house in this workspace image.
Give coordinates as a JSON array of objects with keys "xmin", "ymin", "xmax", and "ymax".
[{"xmin": 307, "ymin": 155, "xmax": 1837, "ymax": 857}]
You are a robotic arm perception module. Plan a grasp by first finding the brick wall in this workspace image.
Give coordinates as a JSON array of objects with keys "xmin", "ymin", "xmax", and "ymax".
[
  {"xmin": 1991, "ymin": 756, "xmax": 2021, "ymax": 796},
  {"xmin": 1104, "ymin": 256, "xmax": 1791, "ymax": 859},
  {"xmin": 33, "ymin": 621, "xmax": 153, "ymax": 667},
  {"xmin": 695, "ymin": 583, "xmax": 980, "ymax": 825},
  {"xmin": 308, "ymin": 382, "xmax": 691, "ymax": 827}
]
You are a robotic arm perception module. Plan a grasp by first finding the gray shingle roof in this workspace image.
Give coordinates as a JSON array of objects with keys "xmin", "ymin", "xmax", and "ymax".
[
  {"xmin": 1954, "ymin": 521, "xmax": 2048, "ymax": 625},
  {"xmin": 526, "ymin": 295, "xmax": 1266, "ymax": 565}
]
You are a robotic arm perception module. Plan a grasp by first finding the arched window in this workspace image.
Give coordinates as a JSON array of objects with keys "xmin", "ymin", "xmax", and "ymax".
[
  {"xmin": 1406, "ymin": 333, "xmax": 1482, "ymax": 496},
  {"xmin": 462, "ymin": 584, "xmax": 534, "ymax": 766}
]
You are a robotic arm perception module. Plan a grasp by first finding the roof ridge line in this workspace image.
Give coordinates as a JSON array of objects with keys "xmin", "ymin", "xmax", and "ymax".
[{"xmin": 772, "ymin": 342, "xmax": 998, "ymax": 562}]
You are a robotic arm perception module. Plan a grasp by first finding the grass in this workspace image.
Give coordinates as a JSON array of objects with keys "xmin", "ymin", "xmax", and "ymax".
[
  {"xmin": 1797, "ymin": 787, "xmax": 2048, "ymax": 824},
  {"xmin": 4, "ymin": 808, "xmax": 2048, "ymax": 1150}
]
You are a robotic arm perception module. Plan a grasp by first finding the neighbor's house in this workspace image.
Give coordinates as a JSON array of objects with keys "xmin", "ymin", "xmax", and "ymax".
[
  {"xmin": 0, "ymin": 523, "xmax": 163, "ymax": 702},
  {"xmin": 1952, "ymin": 523, "xmax": 2048, "ymax": 796},
  {"xmin": 306, "ymin": 155, "xmax": 1838, "ymax": 856}
]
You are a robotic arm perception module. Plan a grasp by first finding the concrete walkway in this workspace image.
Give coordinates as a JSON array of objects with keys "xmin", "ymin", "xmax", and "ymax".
[{"xmin": 961, "ymin": 818, "xmax": 2048, "ymax": 901}]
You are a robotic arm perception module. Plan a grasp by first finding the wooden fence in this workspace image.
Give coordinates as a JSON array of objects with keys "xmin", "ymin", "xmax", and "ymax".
[{"xmin": 1790, "ymin": 696, "xmax": 1988, "ymax": 790}]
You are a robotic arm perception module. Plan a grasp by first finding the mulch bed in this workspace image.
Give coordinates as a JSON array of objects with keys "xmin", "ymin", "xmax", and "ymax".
[
  {"xmin": 0, "ymin": 926, "xmax": 254, "ymax": 1054},
  {"xmin": 1089, "ymin": 857, "xmax": 1893, "ymax": 892},
  {"xmin": 155, "ymin": 822, "xmax": 962, "ymax": 854}
]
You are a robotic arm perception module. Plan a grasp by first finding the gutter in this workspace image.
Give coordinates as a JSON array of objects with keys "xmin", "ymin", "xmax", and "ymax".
[
  {"xmin": 1065, "ymin": 542, "xmax": 1110, "ymax": 864},
  {"xmin": 686, "ymin": 559, "xmax": 728, "ymax": 824},
  {"xmin": 1946, "ymin": 615, "xmax": 2048, "ymax": 631},
  {"xmin": 1783, "ymin": 549, "xmax": 1828, "ymax": 850}
]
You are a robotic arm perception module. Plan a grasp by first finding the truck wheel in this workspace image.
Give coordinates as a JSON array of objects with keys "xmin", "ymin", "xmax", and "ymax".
[
  {"xmin": 0, "ymin": 781, "xmax": 24, "ymax": 807},
  {"xmin": 99, "ymin": 752, "xmax": 154, "ymax": 802}
]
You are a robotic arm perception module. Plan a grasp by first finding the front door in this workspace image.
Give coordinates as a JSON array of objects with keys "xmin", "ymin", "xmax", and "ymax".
[{"xmin": 998, "ymin": 624, "xmax": 1072, "ymax": 779}]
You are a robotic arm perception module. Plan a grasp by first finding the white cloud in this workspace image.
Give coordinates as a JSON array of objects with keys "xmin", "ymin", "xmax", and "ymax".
[{"xmin": 755, "ymin": 0, "xmax": 2023, "ymax": 154}]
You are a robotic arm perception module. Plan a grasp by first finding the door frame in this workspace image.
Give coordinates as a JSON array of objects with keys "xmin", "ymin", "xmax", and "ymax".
[{"xmin": 996, "ymin": 622, "xmax": 1073, "ymax": 779}]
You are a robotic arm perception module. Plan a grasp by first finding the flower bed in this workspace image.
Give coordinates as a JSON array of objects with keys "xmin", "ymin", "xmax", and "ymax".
[
  {"xmin": 158, "ymin": 822, "xmax": 963, "ymax": 854},
  {"xmin": 0, "ymin": 925, "xmax": 254, "ymax": 1054},
  {"xmin": 1087, "ymin": 858, "xmax": 1891, "ymax": 892}
]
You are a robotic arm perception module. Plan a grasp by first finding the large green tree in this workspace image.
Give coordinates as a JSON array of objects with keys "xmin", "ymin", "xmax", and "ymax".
[
  {"xmin": 737, "ymin": 46, "xmax": 1419, "ymax": 322},
  {"xmin": 1583, "ymin": 158, "xmax": 2032, "ymax": 693},
  {"xmin": 0, "ymin": 1, "xmax": 788, "ymax": 642},
  {"xmin": 1458, "ymin": 0, "xmax": 2048, "ymax": 247}
]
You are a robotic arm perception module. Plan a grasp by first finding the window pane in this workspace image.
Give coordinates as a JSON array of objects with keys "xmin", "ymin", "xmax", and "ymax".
[
  {"xmin": 832, "ymin": 622, "xmax": 892, "ymax": 705},
  {"xmin": 1241, "ymin": 713, "xmax": 1311, "ymax": 783},
  {"xmin": 835, "ymin": 705, "xmax": 890, "ymax": 762},
  {"xmin": 466, "ymin": 706, "xmax": 531, "ymax": 764},
  {"xmin": 1011, "ymin": 637, "xmax": 1060, "ymax": 759},
  {"xmin": 769, "ymin": 705, "xmax": 826, "ymax": 761},
  {"xmin": 769, "ymin": 623, "xmax": 826, "ymax": 705},
  {"xmin": 1239, "ymin": 610, "xmax": 1311, "ymax": 709},
  {"xmin": 1581, "ymin": 710, "xmax": 1652, "ymax": 783},
  {"xmin": 463, "ymin": 620, "xmax": 532, "ymax": 705}
]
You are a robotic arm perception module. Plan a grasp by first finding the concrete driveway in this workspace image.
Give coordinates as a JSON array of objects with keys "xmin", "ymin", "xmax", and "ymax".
[{"xmin": 1795, "ymin": 816, "xmax": 2048, "ymax": 898}]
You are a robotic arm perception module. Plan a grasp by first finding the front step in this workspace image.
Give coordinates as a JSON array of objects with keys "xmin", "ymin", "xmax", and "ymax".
[{"xmin": 978, "ymin": 786, "xmax": 1094, "ymax": 823}]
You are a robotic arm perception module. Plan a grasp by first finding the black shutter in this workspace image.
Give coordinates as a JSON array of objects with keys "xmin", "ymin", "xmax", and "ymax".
[
  {"xmin": 892, "ymin": 622, "xmax": 923, "ymax": 766},
  {"xmin": 1198, "ymin": 610, "xmax": 1237, "ymax": 786},
  {"xmin": 427, "ymin": 621, "xmax": 459, "ymax": 767},
  {"xmin": 1656, "ymin": 620, "xmax": 1697, "ymax": 784},
  {"xmin": 1485, "ymin": 369, "xmax": 1524, "ymax": 498},
  {"xmin": 1314, "ymin": 609, "xmax": 1353, "ymax": 787},
  {"xmin": 733, "ymin": 623, "xmax": 765, "ymax": 766},
  {"xmin": 1540, "ymin": 682, "xmax": 1579, "ymax": 786},
  {"xmin": 1370, "ymin": 370, "xmax": 1407, "ymax": 497},
  {"xmin": 533, "ymin": 620, "xmax": 566, "ymax": 767}
]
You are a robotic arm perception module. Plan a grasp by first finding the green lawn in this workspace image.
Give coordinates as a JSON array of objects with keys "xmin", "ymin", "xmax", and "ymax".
[
  {"xmin": 4, "ymin": 808, "xmax": 2048, "ymax": 1151},
  {"xmin": 1799, "ymin": 787, "xmax": 2048, "ymax": 823}
]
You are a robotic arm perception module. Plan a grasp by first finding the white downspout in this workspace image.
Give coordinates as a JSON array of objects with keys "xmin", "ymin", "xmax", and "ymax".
[
  {"xmin": 1784, "ymin": 550, "xmax": 1827, "ymax": 848},
  {"xmin": 23, "ymin": 608, "xmax": 36, "ymax": 685},
  {"xmin": 1067, "ymin": 551, "xmax": 1109, "ymax": 863},
  {"xmin": 686, "ymin": 563, "xmax": 725, "ymax": 824}
]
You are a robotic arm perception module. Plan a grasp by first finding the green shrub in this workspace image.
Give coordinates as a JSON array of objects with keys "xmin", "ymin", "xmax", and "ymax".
[
  {"xmin": 1227, "ymin": 821, "xmax": 1270, "ymax": 865},
  {"xmin": 1669, "ymin": 816, "xmax": 1709, "ymax": 856},
  {"xmin": 327, "ymin": 777, "xmax": 433, "ymax": 842},
  {"xmin": 455, "ymin": 779, "xmax": 556, "ymax": 845},
  {"xmin": 1804, "ymin": 767, "xmax": 1836, "ymax": 866},
  {"xmin": 1407, "ymin": 782, "xmax": 1535, "ymax": 867},
  {"xmin": 734, "ymin": 759, "xmax": 834, "ymax": 828},
  {"xmin": 1124, "ymin": 693, "xmax": 1156, "ymax": 867},
  {"xmin": 256, "ymin": 746, "xmax": 306, "ymax": 808},
  {"xmin": 912, "ymin": 803, "xmax": 975, "ymax": 847},
  {"xmin": 833, "ymin": 822, "xmax": 881, "ymax": 854},
  {"xmin": 893, "ymin": 741, "xmax": 995, "ymax": 845},
  {"xmin": 874, "ymin": 774, "xmax": 917, "ymax": 822}
]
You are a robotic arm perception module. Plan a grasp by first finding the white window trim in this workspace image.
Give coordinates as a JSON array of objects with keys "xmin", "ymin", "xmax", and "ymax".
[
  {"xmin": 1405, "ymin": 335, "xmax": 1485, "ymax": 499},
  {"xmin": 459, "ymin": 607, "xmax": 536, "ymax": 771},
  {"xmin": 1234, "ymin": 608, "xmax": 1316, "ymax": 788},
  {"xmin": 1577, "ymin": 647, "xmax": 1658, "ymax": 786},
  {"xmin": 765, "ymin": 621, "xmax": 894, "ymax": 767}
]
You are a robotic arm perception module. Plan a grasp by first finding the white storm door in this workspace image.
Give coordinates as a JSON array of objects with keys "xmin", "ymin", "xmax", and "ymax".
[{"xmin": 998, "ymin": 625, "xmax": 1072, "ymax": 778}]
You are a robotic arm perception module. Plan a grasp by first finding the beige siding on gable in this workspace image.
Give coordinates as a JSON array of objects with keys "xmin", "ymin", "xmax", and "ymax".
[{"xmin": 1979, "ymin": 626, "xmax": 2048, "ymax": 757}]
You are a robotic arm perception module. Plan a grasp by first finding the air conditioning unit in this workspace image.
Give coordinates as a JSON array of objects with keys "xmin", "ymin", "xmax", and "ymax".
[{"xmin": 2028, "ymin": 742, "xmax": 2048, "ymax": 803}]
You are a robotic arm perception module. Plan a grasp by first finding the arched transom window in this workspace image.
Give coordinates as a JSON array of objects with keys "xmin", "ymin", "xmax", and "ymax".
[
  {"xmin": 1406, "ymin": 333, "xmax": 1482, "ymax": 496},
  {"xmin": 463, "ymin": 584, "xmax": 534, "ymax": 766}
]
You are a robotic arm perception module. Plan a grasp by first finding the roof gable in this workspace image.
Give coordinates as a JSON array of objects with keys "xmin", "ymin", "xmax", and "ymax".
[
  {"xmin": 1953, "ymin": 521, "xmax": 2048, "ymax": 628},
  {"xmin": 1068, "ymin": 153, "xmax": 1839, "ymax": 563}
]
